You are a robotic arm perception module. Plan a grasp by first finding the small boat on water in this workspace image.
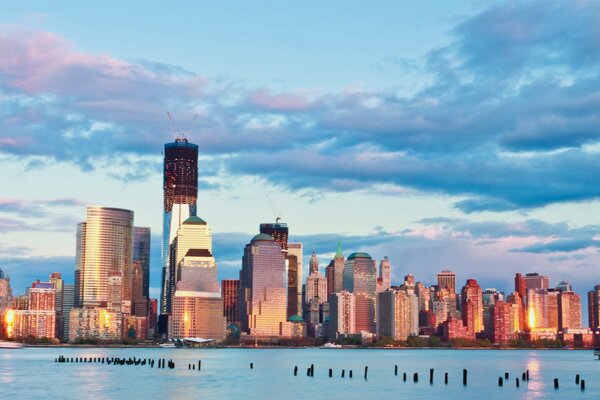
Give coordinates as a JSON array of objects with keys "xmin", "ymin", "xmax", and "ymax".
[
  {"xmin": 320, "ymin": 342, "xmax": 342, "ymax": 349},
  {"xmin": 158, "ymin": 343, "xmax": 177, "ymax": 348},
  {"xmin": 0, "ymin": 341, "xmax": 24, "ymax": 349},
  {"xmin": 594, "ymin": 348, "xmax": 600, "ymax": 359}
]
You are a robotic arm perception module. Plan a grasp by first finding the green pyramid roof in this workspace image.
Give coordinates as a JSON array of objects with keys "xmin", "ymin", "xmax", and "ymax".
[{"xmin": 183, "ymin": 216, "xmax": 207, "ymax": 225}]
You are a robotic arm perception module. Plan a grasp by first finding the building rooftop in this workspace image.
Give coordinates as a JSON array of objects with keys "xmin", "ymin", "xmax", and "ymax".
[
  {"xmin": 252, "ymin": 233, "xmax": 275, "ymax": 242},
  {"xmin": 183, "ymin": 216, "xmax": 207, "ymax": 225},
  {"xmin": 347, "ymin": 252, "xmax": 372, "ymax": 260},
  {"xmin": 288, "ymin": 315, "xmax": 304, "ymax": 323}
]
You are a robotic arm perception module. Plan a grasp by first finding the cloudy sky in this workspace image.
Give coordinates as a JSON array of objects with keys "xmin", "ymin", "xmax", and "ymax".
[{"xmin": 1, "ymin": 1, "xmax": 599, "ymax": 312}]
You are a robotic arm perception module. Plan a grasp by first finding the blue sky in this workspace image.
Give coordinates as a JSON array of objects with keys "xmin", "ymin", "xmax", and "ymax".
[{"xmin": 1, "ymin": 1, "xmax": 599, "ymax": 311}]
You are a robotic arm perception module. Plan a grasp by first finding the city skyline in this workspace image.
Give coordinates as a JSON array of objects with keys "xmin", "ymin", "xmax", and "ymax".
[{"xmin": 1, "ymin": 0, "xmax": 600, "ymax": 313}]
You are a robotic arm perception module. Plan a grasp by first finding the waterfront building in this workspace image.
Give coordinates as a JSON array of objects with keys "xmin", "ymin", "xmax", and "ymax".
[
  {"xmin": 62, "ymin": 284, "xmax": 74, "ymax": 340},
  {"xmin": 441, "ymin": 316, "xmax": 474, "ymax": 341},
  {"xmin": 558, "ymin": 290, "xmax": 582, "ymax": 331},
  {"xmin": 376, "ymin": 257, "xmax": 391, "ymax": 293},
  {"xmin": 133, "ymin": 227, "xmax": 151, "ymax": 299},
  {"xmin": 10, "ymin": 281, "xmax": 56, "ymax": 339},
  {"xmin": 49, "ymin": 273, "xmax": 64, "ymax": 340},
  {"xmin": 124, "ymin": 315, "xmax": 148, "ymax": 340},
  {"xmin": 461, "ymin": 279, "xmax": 484, "ymax": 334},
  {"xmin": 329, "ymin": 290, "xmax": 356, "ymax": 339},
  {"xmin": 287, "ymin": 243, "xmax": 303, "ymax": 318},
  {"xmin": 0, "ymin": 269, "xmax": 12, "ymax": 336},
  {"xmin": 280, "ymin": 315, "xmax": 307, "ymax": 338},
  {"xmin": 239, "ymin": 233, "xmax": 287, "ymax": 336},
  {"xmin": 326, "ymin": 242, "xmax": 345, "ymax": 295},
  {"xmin": 222, "ymin": 279, "xmax": 240, "ymax": 324},
  {"xmin": 148, "ymin": 299, "xmax": 158, "ymax": 338},
  {"xmin": 161, "ymin": 138, "xmax": 199, "ymax": 316},
  {"xmin": 75, "ymin": 206, "xmax": 134, "ymax": 312},
  {"xmin": 490, "ymin": 300, "xmax": 519, "ymax": 343},
  {"xmin": 505, "ymin": 291, "xmax": 524, "ymax": 332},
  {"xmin": 343, "ymin": 252, "xmax": 377, "ymax": 333},
  {"xmin": 171, "ymin": 216, "xmax": 224, "ymax": 340},
  {"xmin": 588, "ymin": 285, "xmax": 600, "ymax": 331},
  {"xmin": 437, "ymin": 269, "xmax": 456, "ymax": 294},
  {"xmin": 376, "ymin": 288, "xmax": 418, "ymax": 341},
  {"xmin": 69, "ymin": 307, "xmax": 122, "ymax": 341}
]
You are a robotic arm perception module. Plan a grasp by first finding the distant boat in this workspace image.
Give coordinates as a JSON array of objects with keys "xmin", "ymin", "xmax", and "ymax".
[
  {"xmin": 320, "ymin": 343, "xmax": 342, "ymax": 349},
  {"xmin": 0, "ymin": 341, "xmax": 24, "ymax": 349},
  {"xmin": 158, "ymin": 343, "xmax": 177, "ymax": 348}
]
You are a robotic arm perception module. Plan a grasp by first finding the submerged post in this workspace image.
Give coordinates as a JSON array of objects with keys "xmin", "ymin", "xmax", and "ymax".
[
  {"xmin": 394, "ymin": 365, "xmax": 398, "ymax": 376},
  {"xmin": 444, "ymin": 372, "xmax": 448, "ymax": 385},
  {"xmin": 413, "ymin": 372, "xmax": 418, "ymax": 383},
  {"xmin": 463, "ymin": 369, "xmax": 467, "ymax": 385},
  {"xmin": 430, "ymin": 368, "xmax": 434, "ymax": 384},
  {"xmin": 364, "ymin": 366, "xmax": 368, "ymax": 379},
  {"xmin": 498, "ymin": 377, "xmax": 503, "ymax": 387},
  {"xmin": 554, "ymin": 378, "xmax": 559, "ymax": 389}
]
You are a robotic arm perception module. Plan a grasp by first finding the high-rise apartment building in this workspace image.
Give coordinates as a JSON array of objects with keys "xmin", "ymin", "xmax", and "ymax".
[
  {"xmin": 239, "ymin": 233, "xmax": 287, "ymax": 336},
  {"xmin": 376, "ymin": 288, "xmax": 419, "ymax": 341},
  {"xmin": 329, "ymin": 290, "xmax": 356, "ymax": 339},
  {"xmin": 376, "ymin": 257, "xmax": 391, "ymax": 293},
  {"xmin": 287, "ymin": 243, "xmax": 303, "ymax": 318},
  {"xmin": 343, "ymin": 252, "xmax": 377, "ymax": 333},
  {"xmin": 10, "ymin": 281, "xmax": 56, "ymax": 339},
  {"xmin": 74, "ymin": 207, "xmax": 134, "ymax": 312},
  {"xmin": 161, "ymin": 138, "xmax": 198, "ymax": 315},
  {"xmin": 62, "ymin": 284, "xmax": 74, "ymax": 340},
  {"xmin": 437, "ymin": 269, "xmax": 456, "ymax": 294},
  {"xmin": 49, "ymin": 272, "xmax": 64, "ymax": 339},
  {"xmin": 558, "ymin": 291, "xmax": 582, "ymax": 331}
]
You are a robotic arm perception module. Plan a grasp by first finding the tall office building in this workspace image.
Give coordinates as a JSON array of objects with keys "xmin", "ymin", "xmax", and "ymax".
[
  {"xmin": 222, "ymin": 279, "xmax": 240, "ymax": 324},
  {"xmin": 376, "ymin": 257, "xmax": 391, "ymax": 293},
  {"xmin": 461, "ymin": 279, "xmax": 483, "ymax": 334},
  {"xmin": 74, "ymin": 206, "xmax": 134, "ymax": 312},
  {"xmin": 305, "ymin": 252, "xmax": 328, "ymax": 304},
  {"xmin": 133, "ymin": 227, "xmax": 151, "ymax": 299},
  {"xmin": 131, "ymin": 261, "xmax": 147, "ymax": 317},
  {"xmin": 326, "ymin": 242, "xmax": 345, "ymax": 295},
  {"xmin": 329, "ymin": 290, "xmax": 356, "ymax": 339},
  {"xmin": 287, "ymin": 243, "xmax": 303, "ymax": 318},
  {"xmin": 49, "ymin": 273, "xmax": 64, "ymax": 340},
  {"xmin": 523, "ymin": 273, "xmax": 550, "ymax": 290},
  {"xmin": 260, "ymin": 221, "xmax": 289, "ymax": 251},
  {"xmin": 588, "ymin": 285, "xmax": 600, "ymax": 331},
  {"xmin": 437, "ymin": 269, "xmax": 456, "ymax": 294},
  {"xmin": 239, "ymin": 233, "xmax": 287, "ymax": 336},
  {"xmin": 343, "ymin": 252, "xmax": 377, "ymax": 333},
  {"xmin": 161, "ymin": 138, "xmax": 198, "ymax": 315},
  {"xmin": 171, "ymin": 215, "xmax": 224, "ymax": 340}
]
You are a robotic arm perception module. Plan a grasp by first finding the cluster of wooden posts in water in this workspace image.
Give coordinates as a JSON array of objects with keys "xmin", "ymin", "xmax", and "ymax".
[
  {"xmin": 294, "ymin": 364, "xmax": 587, "ymax": 391},
  {"xmin": 54, "ymin": 355, "xmax": 175, "ymax": 369},
  {"xmin": 53, "ymin": 356, "xmax": 586, "ymax": 391}
]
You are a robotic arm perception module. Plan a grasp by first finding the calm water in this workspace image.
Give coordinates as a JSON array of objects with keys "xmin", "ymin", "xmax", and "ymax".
[{"xmin": 0, "ymin": 347, "xmax": 597, "ymax": 399}]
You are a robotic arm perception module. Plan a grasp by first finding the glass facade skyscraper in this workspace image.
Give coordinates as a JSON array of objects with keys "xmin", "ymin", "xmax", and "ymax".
[
  {"xmin": 133, "ymin": 227, "xmax": 151, "ymax": 298},
  {"xmin": 161, "ymin": 138, "xmax": 198, "ymax": 315}
]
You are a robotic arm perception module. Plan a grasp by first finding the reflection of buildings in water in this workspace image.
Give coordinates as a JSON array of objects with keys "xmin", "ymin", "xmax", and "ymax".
[{"xmin": 525, "ymin": 357, "xmax": 545, "ymax": 399}]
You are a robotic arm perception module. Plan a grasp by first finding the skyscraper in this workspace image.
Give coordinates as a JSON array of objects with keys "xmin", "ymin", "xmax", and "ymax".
[
  {"xmin": 588, "ymin": 285, "xmax": 600, "ymax": 331},
  {"xmin": 62, "ymin": 284, "xmax": 74, "ymax": 340},
  {"xmin": 376, "ymin": 288, "xmax": 419, "ymax": 341},
  {"xmin": 222, "ymin": 279, "xmax": 240, "ymax": 324},
  {"xmin": 461, "ymin": 279, "xmax": 483, "ymax": 334},
  {"xmin": 376, "ymin": 257, "xmax": 391, "ymax": 293},
  {"xmin": 239, "ymin": 233, "xmax": 287, "ymax": 336},
  {"xmin": 326, "ymin": 242, "xmax": 345, "ymax": 294},
  {"xmin": 133, "ymin": 227, "xmax": 151, "ymax": 299},
  {"xmin": 329, "ymin": 290, "xmax": 356, "ymax": 339},
  {"xmin": 343, "ymin": 252, "xmax": 377, "ymax": 333},
  {"xmin": 74, "ymin": 206, "xmax": 134, "ymax": 312},
  {"xmin": 49, "ymin": 272, "xmax": 64, "ymax": 340},
  {"xmin": 437, "ymin": 269, "xmax": 456, "ymax": 294},
  {"xmin": 558, "ymin": 290, "xmax": 582, "ymax": 331},
  {"xmin": 260, "ymin": 221, "xmax": 289, "ymax": 251},
  {"xmin": 305, "ymin": 252, "xmax": 328, "ymax": 304},
  {"xmin": 287, "ymin": 243, "xmax": 303, "ymax": 318},
  {"xmin": 161, "ymin": 138, "xmax": 198, "ymax": 315},
  {"xmin": 171, "ymin": 215, "xmax": 224, "ymax": 340}
]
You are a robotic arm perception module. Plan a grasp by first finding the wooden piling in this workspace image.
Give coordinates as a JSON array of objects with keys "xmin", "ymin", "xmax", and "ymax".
[
  {"xmin": 505, "ymin": 372, "xmax": 509, "ymax": 379},
  {"xmin": 198, "ymin": 360, "xmax": 201, "ymax": 371},
  {"xmin": 403, "ymin": 372, "xmax": 407, "ymax": 382},
  {"xmin": 554, "ymin": 378, "xmax": 559, "ymax": 389},
  {"xmin": 581, "ymin": 380, "xmax": 585, "ymax": 390},
  {"xmin": 329, "ymin": 368, "xmax": 332, "ymax": 378},
  {"xmin": 444, "ymin": 372, "xmax": 448, "ymax": 385},
  {"xmin": 430, "ymin": 368, "xmax": 434, "ymax": 384},
  {"xmin": 498, "ymin": 377, "xmax": 503, "ymax": 386},
  {"xmin": 394, "ymin": 365, "xmax": 398, "ymax": 376},
  {"xmin": 526, "ymin": 370, "xmax": 529, "ymax": 381},
  {"xmin": 516, "ymin": 378, "xmax": 520, "ymax": 387},
  {"xmin": 575, "ymin": 374, "xmax": 580, "ymax": 384},
  {"xmin": 364, "ymin": 366, "xmax": 368, "ymax": 379},
  {"xmin": 341, "ymin": 369, "xmax": 345, "ymax": 378},
  {"xmin": 463, "ymin": 369, "xmax": 467, "ymax": 385},
  {"xmin": 413, "ymin": 372, "xmax": 418, "ymax": 383},
  {"xmin": 294, "ymin": 366, "xmax": 298, "ymax": 376},
  {"xmin": 349, "ymin": 370, "xmax": 353, "ymax": 379},
  {"xmin": 250, "ymin": 362, "xmax": 253, "ymax": 369}
]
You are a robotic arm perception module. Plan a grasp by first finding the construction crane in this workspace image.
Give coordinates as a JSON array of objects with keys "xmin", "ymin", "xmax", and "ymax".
[
  {"xmin": 265, "ymin": 194, "xmax": 282, "ymax": 224},
  {"xmin": 166, "ymin": 111, "xmax": 199, "ymax": 140}
]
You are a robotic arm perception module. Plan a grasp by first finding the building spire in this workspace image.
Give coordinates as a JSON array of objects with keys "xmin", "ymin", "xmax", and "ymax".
[
  {"xmin": 310, "ymin": 251, "xmax": 319, "ymax": 274},
  {"xmin": 335, "ymin": 241, "xmax": 343, "ymax": 258}
]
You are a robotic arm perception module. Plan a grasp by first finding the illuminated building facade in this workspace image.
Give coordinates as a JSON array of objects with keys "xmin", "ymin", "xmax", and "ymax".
[
  {"xmin": 0, "ymin": 269, "xmax": 12, "ymax": 336},
  {"xmin": 222, "ymin": 279, "xmax": 239, "ymax": 323},
  {"xmin": 49, "ymin": 273, "xmax": 64, "ymax": 339},
  {"xmin": 558, "ymin": 291, "xmax": 582, "ymax": 331},
  {"xmin": 171, "ymin": 216, "xmax": 225, "ymax": 340},
  {"xmin": 329, "ymin": 290, "xmax": 356, "ymax": 338},
  {"xmin": 131, "ymin": 261, "xmax": 147, "ymax": 317},
  {"xmin": 239, "ymin": 233, "xmax": 287, "ymax": 336},
  {"xmin": 376, "ymin": 288, "xmax": 418, "ymax": 341},
  {"xmin": 305, "ymin": 252, "xmax": 328, "ymax": 304},
  {"xmin": 343, "ymin": 252, "xmax": 376, "ymax": 333},
  {"xmin": 441, "ymin": 316, "xmax": 474, "ymax": 341},
  {"xmin": 69, "ymin": 307, "xmax": 122, "ymax": 341},
  {"xmin": 62, "ymin": 284, "xmax": 74, "ymax": 340},
  {"xmin": 75, "ymin": 206, "xmax": 134, "ymax": 312},
  {"xmin": 437, "ymin": 269, "xmax": 456, "ymax": 294},
  {"xmin": 161, "ymin": 138, "xmax": 198, "ymax": 315},
  {"xmin": 461, "ymin": 279, "xmax": 484, "ymax": 333},
  {"xmin": 10, "ymin": 281, "xmax": 56, "ymax": 339}
]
